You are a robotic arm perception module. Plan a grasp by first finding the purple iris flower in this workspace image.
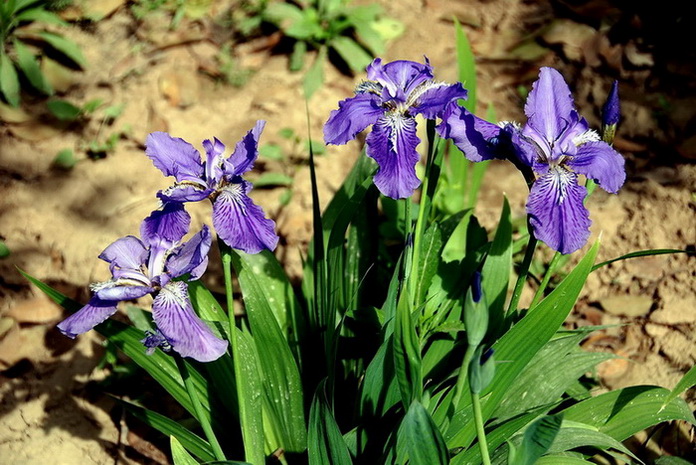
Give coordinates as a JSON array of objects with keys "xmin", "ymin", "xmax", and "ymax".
[
  {"xmin": 57, "ymin": 204, "xmax": 228, "ymax": 362},
  {"xmin": 145, "ymin": 121, "xmax": 278, "ymax": 254},
  {"xmin": 324, "ymin": 57, "xmax": 468, "ymax": 199},
  {"xmin": 439, "ymin": 67, "xmax": 625, "ymax": 254}
]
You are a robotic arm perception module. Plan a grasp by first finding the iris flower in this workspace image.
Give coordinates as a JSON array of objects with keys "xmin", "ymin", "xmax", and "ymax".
[
  {"xmin": 146, "ymin": 121, "xmax": 278, "ymax": 254},
  {"xmin": 57, "ymin": 203, "xmax": 228, "ymax": 362},
  {"xmin": 439, "ymin": 67, "xmax": 625, "ymax": 254},
  {"xmin": 324, "ymin": 57, "xmax": 468, "ymax": 199}
]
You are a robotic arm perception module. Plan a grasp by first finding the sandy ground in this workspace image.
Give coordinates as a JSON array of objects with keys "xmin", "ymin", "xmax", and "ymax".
[{"xmin": 1, "ymin": 0, "xmax": 694, "ymax": 463}]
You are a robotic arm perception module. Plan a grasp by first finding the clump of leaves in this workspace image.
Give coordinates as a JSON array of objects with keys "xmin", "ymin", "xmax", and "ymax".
[
  {"xmin": 262, "ymin": 0, "xmax": 403, "ymax": 97},
  {"xmin": 0, "ymin": 0, "xmax": 86, "ymax": 107}
]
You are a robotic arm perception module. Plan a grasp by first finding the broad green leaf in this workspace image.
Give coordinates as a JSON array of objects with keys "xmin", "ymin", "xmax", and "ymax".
[
  {"xmin": 47, "ymin": 99, "xmax": 81, "ymax": 121},
  {"xmin": 331, "ymin": 36, "xmax": 372, "ymax": 72},
  {"xmin": 454, "ymin": 18, "xmax": 476, "ymax": 112},
  {"xmin": 263, "ymin": 2, "xmax": 305, "ymax": 28},
  {"xmin": 481, "ymin": 197, "xmax": 512, "ymax": 336},
  {"xmin": 547, "ymin": 425, "xmax": 638, "ymax": 459},
  {"xmin": 171, "ymin": 435, "xmax": 200, "ymax": 465},
  {"xmin": 37, "ymin": 31, "xmax": 87, "ymax": 68},
  {"xmin": 360, "ymin": 335, "xmax": 400, "ymax": 418},
  {"xmin": 0, "ymin": 52, "xmax": 21, "ymax": 107},
  {"xmin": 511, "ymin": 414, "xmax": 563, "ymax": 465},
  {"xmin": 116, "ymin": 400, "xmax": 214, "ymax": 462},
  {"xmin": 413, "ymin": 222, "xmax": 443, "ymax": 304},
  {"xmin": 354, "ymin": 22, "xmax": 385, "ymax": 56},
  {"xmin": 258, "ymin": 143, "xmax": 284, "ymax": 160},
  {"xmin": 14, "ymin": 39, "xmax": 52, "ymax": 94},
  {"xmin": 234, "ymin": 328, "xmax": 266, "ymax": 465},
  {"xmin": 561, "ymin": 385, "xmax": 696, "ymax": 441},
  {"xmin": 661, "ymin": 364, "xmax": 696, "ymax": 411},
  {"xmin": 304, "ymin": 47, "xmax": 327, "ymax": 99},
  {"xmin": 308, "ymin": 380, "xmax": 353, "ymax": 465},
  {"xmin": 447, "ymin": 240, "xmax": 600, "ymax": 450},
  {"xmin": 393, "ymin": 290, "xmax": 422, "ymax": 407},
  {"xmin": 400, "ymin": 400, "xmax": 449, "ymax": 465},
  {"xmin": 253, "ymin": 172, "xmax": 294, "ymax": 187},
  {"xmin": 290, "ymin": 40, "xmax": 307, "ymax": 72},
  {"xmin": 188, "ymin": 280, "xmax": 228, "ymax": 326},
  {"xmin": 15, "ymin": 8, "xmax": 68, "ymax": 26}
]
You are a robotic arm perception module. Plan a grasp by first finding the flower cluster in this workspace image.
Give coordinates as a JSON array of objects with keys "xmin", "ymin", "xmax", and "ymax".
[{"xmin": 58, "ymin": 123, "xmax": 278, "ymax": 362}]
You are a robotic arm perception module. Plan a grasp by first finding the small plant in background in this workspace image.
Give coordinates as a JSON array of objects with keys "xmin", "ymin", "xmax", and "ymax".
[
  {"xmin": 263, "ymin": 0, "xmax": 404, "ymax": 96},
  {"xmin": 0, "ymin": 0, "xmax": 85, "ymax": 107}
]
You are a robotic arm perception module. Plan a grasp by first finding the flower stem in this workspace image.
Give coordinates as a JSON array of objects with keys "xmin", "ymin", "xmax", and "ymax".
[
  {"xmin": 507, "ymin": 225, "xmax": 537, "ymax": 314},
  {"xmin": 530, "ymin": 250, "xmax": 562, "ymax": 308},
  {"xmin": 175, "ymin": 355, "xmax": 226, "ymax": 461},
  {"xmin": 471, "ymin": 390, "xmax": 492, "ymax": 465},
  {"xmin": 452, "ymin": 344, "xmax": 477, "ymax": 410}
]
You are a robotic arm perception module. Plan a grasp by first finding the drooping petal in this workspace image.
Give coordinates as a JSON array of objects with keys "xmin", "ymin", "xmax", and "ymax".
[
  {"xmin": 324, "ymin": 92, "xmax": 383, "ymax": 145},
  {"xmin": 213, "ymin": 181, "xmax": 279, "ymax": 253},
  {"xmin": 526, "ymin": 168, "xmax": 591, "ymax": 254},
  {"xmin": 524, "ymin": 67, "xmax": 576, "ymax": 146},
  {"xmin": 366, "ymin": 114, "xmax": 421, "ymax": 199},
  {"xmin": 166, "ymin": 225, "xmax": 212, "ymax": 280},
  {"xmin": 152, "ymin": 281, "xmax": 228, "ymax": 362},
  {"xmin": 411, "ymin": 82, "xmax": 467, "ymax": 119},
  {"xmin": 224, "ymin": 120, "xmax": 266, "ymax": 177},
  {"xmin": 146, "ymin": 132, "xmax": 204, "ymax": 183},
  {"xmin": 157, "ymin": 184, "xmax": 211, "ymax": 203},
  {"xmin": 568, "ymin": 141, "xmax": 626, "ymax": 194},
  {"xmin": 140, "ymin": 202, "xmax": 191, "ymax": 247},
  {"xmin": 93, "ymin": 280, "xmax": 153, "ymax": 301},
  {"xmin": 368, "ymin": 58, "xmax": 433, "ymax": 101},
  {"xmin": 202, "ymin": 137, "xmax": 225, "ymax": 186},
  {"xmin": 98, "ymin": 235, "xmax": 148, "ymax": 270},
  {"xmin": 57, "ymin": 297, "xmax": 118, "ymax": 338},
  {"xmin": 437, "ymin": 104, "xmax": 501, "ymax": 162}
]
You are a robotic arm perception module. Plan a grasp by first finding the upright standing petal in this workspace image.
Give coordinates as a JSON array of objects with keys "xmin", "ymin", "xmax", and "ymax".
[
  {"xmin": 225, "ymin": 120, "xmax": 266, "ymax": 177},
  {"xmin": 324, "ymin": 93, "xmax": 383, "ymax": 145},
  {"xmin": 146, "ymin": 132, "xmax": 204, "ymax": 183},
  {"xmin": 524, "ymin": 67, "xmax": 575, "ymax": 145},
  {"xmin": 99, "ymin": 236, "xmax": 148, "ymax": 271},
  {"xmin": 526, "ymin": 169, "xmax": 591, "ymax": 254},
  {"xmin": 368, "ymin": 58, "xmax": 433, "ymax": 100},
  {"xmin": 166, "ymin": 225, "xmax": 212, "ymax": 280},
  {"xmin": 202, "ymin": 137, "xmax": 225, "ymax": 186},
  {"xmin": 140, "ymin": 202, "xmax": 191, "ymax": 247},
  {"xmin": 366, "ymin": 114, "xmax": 421, "ymax": 199},
  {"xmin": 152, "ymin": 281, "xmax": 228, "ymax": 362},
  {"xmin": 57, "ymin": 297, "xmax": 119, "ymax": 338},
  {"xmin": 212, "ymin": 181, "xmax": 279, "ymax": 253},
  {"xmin": 568, "ymin": 141, "xmax": 626, "ymax": 193}
]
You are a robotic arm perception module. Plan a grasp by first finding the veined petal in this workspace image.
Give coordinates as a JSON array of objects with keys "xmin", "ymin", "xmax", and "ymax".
[
  {"xmin": 57, "ymin": 297, "xmax": 118, "ymax": 338},
  {"xmin": 366, "ymin": 114, "xmax": 421, "ymax": 199},
  {"xmin": 569, "ymin": 141, "xmax": 626, "ymax": 194},
  {"xmin": 411, "ymin": 81, "xmax": 467, "ymax": 119},
  {"xmin": 224, "ymin": 120, "xmax": 266, "ymax": 177},
  {"xmin": 146, "ymin": 132, "xmax": 204, "ymax": 183},
  {"xmin": 324, "ymin": 93, "xmax": 383, "ymax": 145},
  {"xmin": 202, "ymin": 137, "xmax": 225, "ymax": 186},
  {"xmin": 158, "ymin": 184, "xmax": 211, "ymax": 203},
  {"xmin": 153, "ymin": 281, "xmax": 228, "ymax": 362},
  {"xmin": 93, "ymin": 280, "xmax": 153, "ymax": 301},
  {"xmin": 166, "ymin": 225, "xmax": 212, "ymax": 280},
  {"xmin": 524, "ymin": 67, "xmax": 576, "ymax": 146},
  {"xmin": 368, "ymin": 58, "xmax": 433, "ymax": 100},
  {"xmin": 437, "ymin": 104, "xmax": 501, "ymax": 162},
  {"xmin": 140, "ymin": 202, "xmax": 191, "ymax": 247},
  {"xmin": 99, "ymin": 235, "xmax": 147, "ymax": 270},
  {"xmin": 526, "ymin": 168, "xmax": 591, "ymax": 254},
  {"xmin": 213, "ymin": 181, "xmax": 279, "ymax": 253}
]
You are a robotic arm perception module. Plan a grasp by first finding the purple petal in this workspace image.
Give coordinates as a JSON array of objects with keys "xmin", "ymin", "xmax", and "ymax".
[
  {"xmin": 437, "ymin": 104, "xmax": 501, "ymax": 162},
  {"xmin": 152, "ymin": 281, "xmax": 228, "ymax": 362},
  {"xmin": 569, "ymin": 141, "xmax": 626, "ymax": 194},
  {"xmin": 224, "ymin": 121, "xmax": 266, "ymax": 177},
  {"xmin": 57, "ymin": 297, "xmax": 118, "ymax": 338},
  {"xmin": 412, "ymin": 82, "xmax": 468, "ymax": 119},
  {"xmin": 146, "ymin": 132, "xmax": 204, "ymax": 183},
  {"xmin": 213, "ymin": 181, "xmax": 279, "ymax": 253},
  {"xmin": 140, "ymin": 202, "xmax": 191, "ymax": 247},
  {"xmin": 526, "ymin": 168, "xmax": 591, "ymax": 254},
  {"xmin": 602, "ymin": 80, "xmax": 620, "ymax": 127},
  {"xmin": 368, "ymin": 58, "xmax": 433, "ymax": 100},
  {"xmin": 366, "ymin": 114, "xmax": 421, "ymax": 199},
  {"xmin": 93, "ymin": 281, "xmax": 153, "ymax": 301},
  {"xmin": 99, "ymin": 236, "xmax": 147, "ymax": 270},
  {"xmin": 524, "ymin": 67, "xmax": 576, "ymax": 145},
  {"xmin": 203, "ymin": 137, "xmax": 225, "ymax": 186},
  {"xmin": 166, "ymin": 225, "xmax": 212, "ymax": 279},
  {"xmin": 324, "ymin": 93, "xmax": 383, "ymax": 145},
  {"xmin": 158, "ymin": 184, "xmax": 211, "ymax": 203}
]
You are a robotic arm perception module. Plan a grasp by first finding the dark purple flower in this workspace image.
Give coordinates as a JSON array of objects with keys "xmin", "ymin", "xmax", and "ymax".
[
  {"xmin": 602, "ymin": 80, "xmax": 620, "ymax": 127},
  {"xmin": 57, "ymin": 206, "xmax": 228, "ymax": 362},
  {"xmin": 324, "ymin": 57, "xmax": 468, "ymax": 199},
  {"xmin": 146, "ymin": 121, "xmax": 278, "ymax": 254}
]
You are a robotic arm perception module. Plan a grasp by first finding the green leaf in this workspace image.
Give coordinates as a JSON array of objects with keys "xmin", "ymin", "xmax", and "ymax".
[
  {"xmin": 655, "ymin": 457, "xmax": 695, "ymax": 465},
  {"xmin": 170, "ymin": 435, "xmax": 200, "ymax": 465},
  {"xmin": 481, "ymin": 197, "xmax": 512, "ymax": 336},
  {"xmin": 13, "ymin": 39, "xmax": 53, "ymax": 95},
  {"xmin": 0, "ymin": 52, "xmax": 21, "ymax": 107},
  {"xmin": 413, "ymin": 222, "xmax": 443, "ymax": 304},
  {"xmin": 53, "ymin": 148, "xmax": 76, "ymax": 169},
  {"xmin": 0, "ymin": 240, "xmax": 10, "ymax": 258},
  {"xmin": 103, "ymin": 103, "xmax": 125, "ymax": 120},
  {"xmin": 82, "ymin": 98, "xmax": 103, "ymax": 114},
  {"xmin": 660, "ymin": 364, "xmax": 696, "ymax": 411},
  {"xmin": 546, "ymin": 424, "xmax": 638, "ymax": 459},
  {"xmin": 304, "ymin": 47, "xmax": 327, "ymax": 99},
  {"xmin": 47, "ymin": 99, "xmax": 81, "ymax": 121},
  {"xmin": 331, "ymin": 36, "xmax": 373, "ymax": 72},
  {"xmin": 393, "ymin": 290, "xmax": 422, "ymax": 406},
  {"xmin": 535, "ymin": 456, "xmax": 594, "ymax": 464},
  {"xmin": 15, "ymin": 8, "xmax": 68, "ymax": 26},
  {"xmin": 400, "ymin": 400, "xmax": 449, "ymax": 465},
  {"xmin": 37, "ymin": 31, "xmax": 87, "ymax": 68},
  {"xmin": 592, "ymin": 248, "xmax": 692, "ymax": 271},
  {"xmin": 234, "ymin": 328, "xmax": 266, "ymax": 465},
  {"xmin": 511, "ymin": 415, "xmax": 563, "ymax": 465},
  {"xmin": 308, "ymin": 380, "xmax": 353, "ymax": 465},
  {"xmin": 253, "ymin": 172, "xmax": 294, "ymax": 187},
  {"xmin": 454, "ymin": 18, "xmax": 476, "ymax": 112},
  {"xmin": 290, "ymin": 40, "xmax": 307, "ymax": 72},
  {"xmin": 259, "ymin": 143, "xmax": 285, "ymax": 160}
]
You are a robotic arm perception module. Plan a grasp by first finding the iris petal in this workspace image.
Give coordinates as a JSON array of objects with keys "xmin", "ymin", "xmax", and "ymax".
[
  {"xmin": 568, "ymin": 141, "xmax": 626, "ymax": 194},
  {"xmin": 99, "ymin": 236, "xmax": 147, "ymax": 270},
  {"xmin": 212, "ymin": 181, "xmax": 279, "ymax": 253},
  {"xmin": 166, "ymin": 225, "xmax": 212, "ymax": 280},
  {"xmin": 140, "ymin": 202, "xmax": 191, "ymax": 247},
  {"xmin": 152, "ymin": 281, "xmax": 228, "ymax": 362},
  {"xmin": 524, "ymin": 67, "xmax": 575, "ymax": 146},
  {"xmin": 366, "ymin": 114, "xmax": 421, "ymax": 199},
  {"xmin": 202, "ymin": 137, "xmax": 225, "ymax": 185},
  {"xmin": 437, "ymin": 105, "xmax": 501, "ymax": 162},
  {"xmin": 94, "ymin": 281, "xmax": 153, "ymax": 301},
  {"xmin": 526, "ymin": 168, "xmax": 591, "ymax": 254},
  {"xmin": 57, "ymin": 297, "xmax": 118, "ymax": 338},
  {"xmin": 368, "ymin": 58, "xmax": 434, "ymax": 100},
  {"xmin": 146, "ymin": 132, "xmax": 204, "ymax": 183},
  {"xmin": 225, "ymin": 120, "xmax": 265, "ymax": 177},
  {"xmin": 324, "ymin": 93, "xmax": 383, "ymax": 145},
  {"xmin": 412, "ymin": 82, "xmax": 467, "ymax": 119}
]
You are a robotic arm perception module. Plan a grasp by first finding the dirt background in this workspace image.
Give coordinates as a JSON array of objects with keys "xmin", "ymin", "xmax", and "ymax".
[{"xmin": 0, "ymin": 0, "xmax": 694, "ymax": 463}]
